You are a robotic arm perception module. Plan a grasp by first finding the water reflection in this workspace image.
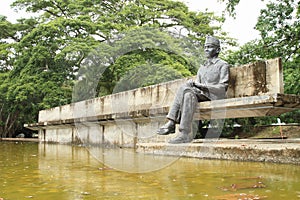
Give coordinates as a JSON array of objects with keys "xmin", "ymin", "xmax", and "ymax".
[
  {"xmin": 87, "ymin": 146, "xmax": 181, "ymax": 173},
  {"xmin": 0, "ymin": 141, "xmax": 299, "ymax": 200}
]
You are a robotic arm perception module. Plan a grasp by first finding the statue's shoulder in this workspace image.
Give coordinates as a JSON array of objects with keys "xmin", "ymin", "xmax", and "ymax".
[
  {"xmin": 218, "ymin": 58, "xmax": 229, "ymax": 67},
  {"xmin": 217, "ymin": 58, "xmax": 229, "ymax": 66}
]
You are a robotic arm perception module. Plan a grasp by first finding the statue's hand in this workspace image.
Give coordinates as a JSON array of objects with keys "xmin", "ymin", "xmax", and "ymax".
[{"xmin": 194, "ymin": 82, "xmax": 207, "ymax": 90}]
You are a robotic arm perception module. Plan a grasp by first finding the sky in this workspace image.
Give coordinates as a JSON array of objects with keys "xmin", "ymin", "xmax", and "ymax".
[
  {"xmin": 181, "ymin": 0, "xmax": 267, "ymax": 45},
  {"xmin": 0, "ymin": 0, "xmax": 267, "ymax": 45}
]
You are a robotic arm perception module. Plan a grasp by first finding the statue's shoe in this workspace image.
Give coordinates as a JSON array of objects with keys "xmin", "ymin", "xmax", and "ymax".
[
  {"xmin": 157, "ymin": 124, "xmax": 175, "ymax": 135},
  {"xmin": 168, "ymin": 133, "xmax": 192, "ymax": 144}
]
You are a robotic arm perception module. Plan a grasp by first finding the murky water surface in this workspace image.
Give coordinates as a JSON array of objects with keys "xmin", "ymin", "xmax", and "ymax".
[{"xmin": 0, "ymin": 141, "xmax": 299, "ymax": 200}]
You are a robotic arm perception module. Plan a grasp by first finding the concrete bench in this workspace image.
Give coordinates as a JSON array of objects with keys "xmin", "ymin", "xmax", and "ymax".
[{"xmin": 25, "ymin": 58, "xmax": 300, "ymax": 145}]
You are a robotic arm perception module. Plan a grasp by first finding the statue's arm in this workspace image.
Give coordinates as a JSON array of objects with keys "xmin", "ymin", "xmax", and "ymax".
[{"xmin": 194, "ymin": 63, "xmax": 230, "ymax": 92}]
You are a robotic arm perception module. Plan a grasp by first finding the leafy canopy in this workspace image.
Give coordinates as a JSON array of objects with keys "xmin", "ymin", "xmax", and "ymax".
[
  {"xmin": 224, "ymin": 0, "xmax": 300, "ymax": 126},
  {"xmin": 0, "ymin": 0, "xmax": 228, "ymax": 136}
]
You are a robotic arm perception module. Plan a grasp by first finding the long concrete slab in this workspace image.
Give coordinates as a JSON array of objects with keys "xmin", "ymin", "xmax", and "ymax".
[
  {"xmin": 25, "ymin": 93, "xmax": 300, "ymax": 129},
  {"xmin": 136, "ymin": 138, "xmax": 300, "ymax": 165}
]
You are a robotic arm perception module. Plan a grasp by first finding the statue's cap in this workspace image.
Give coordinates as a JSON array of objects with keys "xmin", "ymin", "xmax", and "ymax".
[{"xmin": 205, "ymin": 36, "xmax": 220, "ymax": 47}]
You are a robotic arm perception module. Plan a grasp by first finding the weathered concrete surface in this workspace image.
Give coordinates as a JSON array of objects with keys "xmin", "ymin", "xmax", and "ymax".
[
  {"xmin": 227, "ymin": 58, "xmax": 283, "ymax": 97},
  {"xmin": 136, "ymin": 139, "xmax": 300, "ymax": 165}
]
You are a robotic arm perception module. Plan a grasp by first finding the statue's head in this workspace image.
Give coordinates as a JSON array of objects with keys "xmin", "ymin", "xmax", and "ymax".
[
  {"xmin": 204, "ymin": 36, "xmax": 221, "ymax": 58},
  {"xmin": 205, "ymin": 36, "xmax": 220, "ymax": 48}
]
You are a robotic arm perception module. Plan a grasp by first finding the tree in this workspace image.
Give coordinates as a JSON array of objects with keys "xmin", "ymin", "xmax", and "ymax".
[
  {"xmin": 225, "ymin": 0, "xmax": 299, "ymax": 93},
  {"xmin": 9, "ymin": 0, "xmax": 226, "ymax": 95},
  {"xmin": 224, "ymin": 0, "xmax": 300, "ymax": 125},
  {"xmin": 73, "ymin": 27, "xmax": 207, "ymax": 101},
  {"xmin": 0, "ymin": 0, "xmax": 229, "ymax": 137}
]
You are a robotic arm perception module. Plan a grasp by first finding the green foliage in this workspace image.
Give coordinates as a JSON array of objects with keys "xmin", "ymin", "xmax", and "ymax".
[
  {"xmin": 114, "ymin": 63, "xmax": 183, "ymax": 92},
  {"xmin": 224, "ymin": 0, "xmax": 300, "ymax": 128},
  {"xmin": 0, "ymin": 0, "xmax": 228, "ymax": 136},
  {"xmin": 226, "ymin": 0, "xmax": 300, "ymax": 96},
  {"xmin": 108, "ymin": 28, "xmax": 200, "ymax": 93},
  {"xmin": 219, "ymin": 0, "xmax": 241, "ymax": 17},
  {"xmin": 72, "ymin": 27, "xmax": 208, "ymax": 101},
  {"xmin": 0, "ymin": 72, "xmax": 10, "ymax": 137},
  {"xmin": 255, "ymin": 0, "xmax": 300, "ymax": 62}
]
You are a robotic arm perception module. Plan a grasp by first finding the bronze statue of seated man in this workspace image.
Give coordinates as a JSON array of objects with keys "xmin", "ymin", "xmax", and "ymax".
[{"xmin": 157, "ymin": 36, "xmax": 230, "ymax": 144}]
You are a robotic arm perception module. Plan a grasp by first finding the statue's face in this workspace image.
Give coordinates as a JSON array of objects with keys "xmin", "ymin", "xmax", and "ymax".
[{"xmin": 204, "ymin": 44, "xmax": 220, "ymax": 59}]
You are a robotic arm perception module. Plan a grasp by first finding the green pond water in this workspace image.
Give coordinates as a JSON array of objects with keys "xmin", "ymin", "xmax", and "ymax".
[{"xmin": 0, "ymin": 141, "xmax": 299, "ymax": 200}]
